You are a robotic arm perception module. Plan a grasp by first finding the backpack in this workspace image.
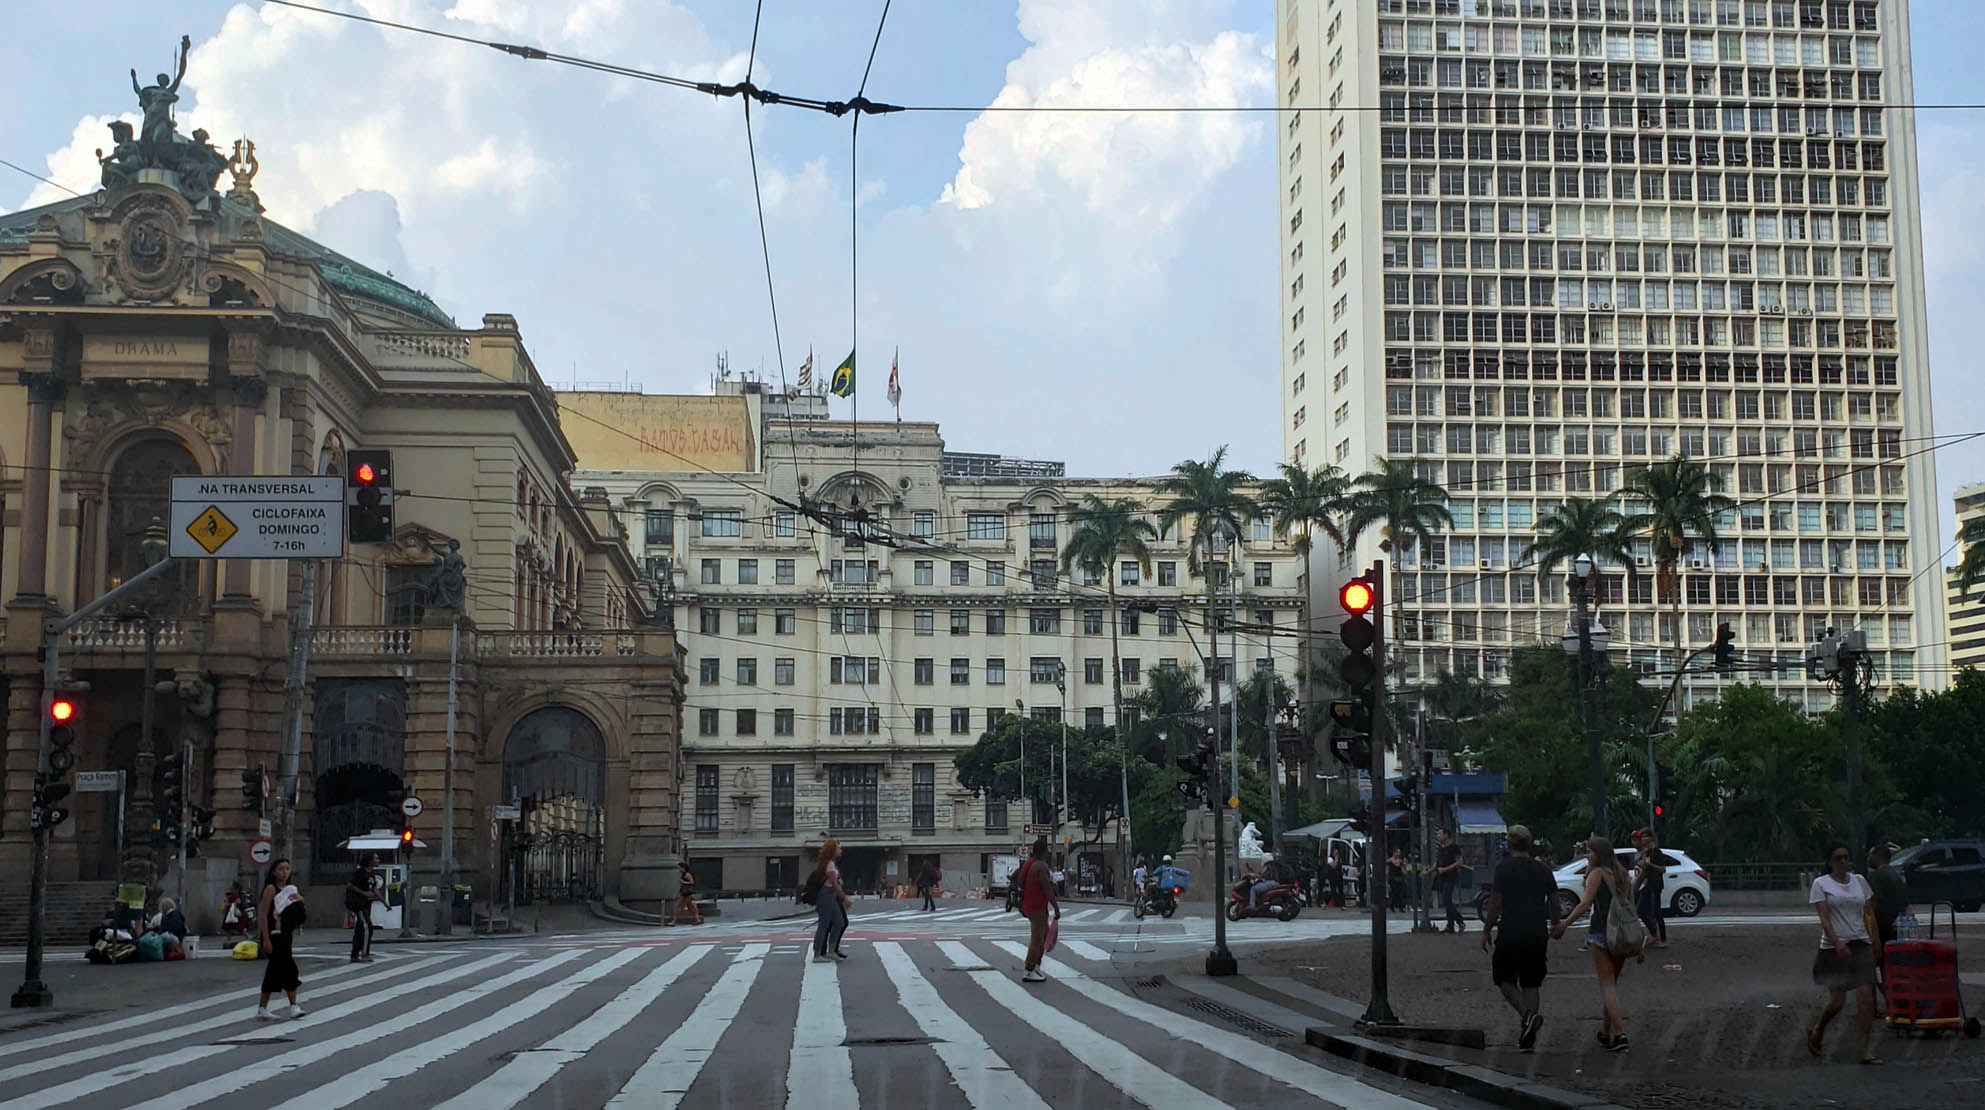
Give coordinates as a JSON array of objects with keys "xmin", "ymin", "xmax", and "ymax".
[
  {"xmin": 799, "ymin": 869, "xmax": 824, "ymax": 906},
  {"xmin": 1603, "ymin": 874, "xmax": 1648, "ymax": 959}
]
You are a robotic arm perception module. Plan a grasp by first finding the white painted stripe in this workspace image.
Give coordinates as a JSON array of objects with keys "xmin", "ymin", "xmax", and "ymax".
[
  {"xmin": 874, "ymin": 943, "xmax": 1049, "ymax": 1110},
  {"xmin": 962, "ymin": 908, "xmax": 1011, "ymax": 921},
  {"xmin": 936, "ymin": 942, "xmax": 1230, "ymax": 1110},
  {"xmin": 607, "ymin": 944, "xmax": 772, "ymax": 1107},
  {"xmin": 1030, "ymin": 953, "xmax": 1426, "ymax": 1110},
  {"xmin": 1060, "ymin": 939, "xmax": 1112, "ymax": 962},
  {"xmin": 933, "ymin": 908, "xmax": 984, "ymax": 921},
  {"xmin": 271, "ymin": 948, "xmax": 646, "ymax": 1110},
  {"xmin": 433, "ymin": 946, "xmax": 715, "ymax": 1110},
  {"xmin": 0, "ymin": 953, "xmax": 514, "ymax": 1110},
  {"xmin": 1102, "ymin": 909, "xmax": 1131, "ymax": 925},
  {"xmin": 114, "ymin": 952, "xmax": 584, "ymax": 1110},
  {"xmin": 0, "ymin": 951, "xmax": 396, "ymax": 1064},
  {"xmin": 783, "ymin": 949, "xmax": 859, "ymax": 1110}
]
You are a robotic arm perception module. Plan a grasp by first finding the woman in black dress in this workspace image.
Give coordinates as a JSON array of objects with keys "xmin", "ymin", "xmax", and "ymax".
[{"xmin": 256, "ymin": 859, "xmax": 305, "ymax": 1021}]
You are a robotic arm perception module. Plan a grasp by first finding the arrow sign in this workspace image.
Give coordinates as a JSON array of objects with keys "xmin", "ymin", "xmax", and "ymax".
[
  {"xmin": 249, "ymin": 838, "xmax": 273, "ymax": 865},
  {"xmin": 401, "ymin": 796, "xmax": 424, "ymax": 818}
]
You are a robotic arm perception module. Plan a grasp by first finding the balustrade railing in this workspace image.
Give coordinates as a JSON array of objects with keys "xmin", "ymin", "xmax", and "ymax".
[
  {"xmin": 62, "ymin": 617, "xmax": 203, "ymax": 652},
  {"xmin": 310, "ymin": 627, "xmax": 414, "ymax": 656}
]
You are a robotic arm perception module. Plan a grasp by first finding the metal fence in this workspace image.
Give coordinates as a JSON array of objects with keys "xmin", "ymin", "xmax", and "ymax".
[{"xmin": 1699, "ymin": 861, "xmax": 1820, "ymax": 892}]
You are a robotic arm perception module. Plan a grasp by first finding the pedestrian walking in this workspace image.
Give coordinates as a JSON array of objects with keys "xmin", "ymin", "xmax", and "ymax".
[
  {"xmin": 1017, "ymin": 837, "xmax": 1060, "ymax": 982},
  {"xmin": 1436, "ymin": 827, "xmax": 1466, "ymax": 932},
  {"xmin": 1482, "ymin": 825, "xmax": 1559, "ymax": 1052},
  {"xmin": 1632, "ymin": 829, "xmax": 1669, "ymax": 948},
  {"xmin": 1552, "ymin": 836, "xmax": 1638, "ymax": 1052},
  {"xmin": 255, "ymin": 859, "xmax": 305, "ymax": 1021},
  {"xmin": 810, "ymin": 840, "xmax": 851, "ymax": 962},
  {"xmin": 345, "ymin": 852, "xmax": 382, "ymax": 963},
  {"xmin": 918, "ymin": 861, "xmax": 940, "ymax": 911},
  {"xmin": 1387, "ymin": 848, "xmax": 1408, "ymax": 911},
  {"xmin": 672, "ymin": 861, "xmax": 702, "ymax": 926},
  {"xmin": 1806, "ymin": 842, "xmax": 1881, "ymax": 1064},
  {"xmin": 1864, "ymin": 842, "xmax": 1906, "ymax": 1013},
  {"xmin": 1326, "ymin": 849, "xmax": 1346, "ymax": 909}
]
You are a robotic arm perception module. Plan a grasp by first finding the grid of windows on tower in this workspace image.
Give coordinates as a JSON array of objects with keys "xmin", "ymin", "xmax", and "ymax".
[{"xmin": 1285, "ymin": 0, "xmax": 1924, "ymax": 701}]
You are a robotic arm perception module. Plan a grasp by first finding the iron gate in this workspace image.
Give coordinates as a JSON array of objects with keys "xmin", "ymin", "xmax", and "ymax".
[
  {"xmin": 516, "ymin": 829, "xmax": 605, "ymax": 904},
  {"xmin": 313, "ymin": 800, "xmax": 400, "ymax": 880}
]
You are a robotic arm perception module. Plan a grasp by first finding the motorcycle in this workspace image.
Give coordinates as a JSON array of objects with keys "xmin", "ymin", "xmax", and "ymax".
[
  {"xmin": 1226, "ymin": 878, "xmax": 1303, "ymax": 922},
  {"xmin": 1134, "ymin": 881, "xmax": 1180, "ymax": 919}
]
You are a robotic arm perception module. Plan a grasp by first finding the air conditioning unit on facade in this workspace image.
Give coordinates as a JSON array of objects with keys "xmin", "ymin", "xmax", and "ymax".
[
  {"xmin": 1480, "ymin": 560, "xmax": 1492, "ymax": 570},
  {"xmin": 1635, "ymin": 556, "xmax": 1651, "ymax": 568},
  {"xmin": 1425, "ymin": 562, "xmax": 1443, "ymax": 571},
  {"xmin": 1689, "ymin": 558, "xmax": 1706, "ymax": 570}
]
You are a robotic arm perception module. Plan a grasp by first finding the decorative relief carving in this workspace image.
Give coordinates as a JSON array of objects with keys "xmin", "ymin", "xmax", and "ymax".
[
  {"xmin": 105, "ymin": 192, "xmax": 194, "ymax": 302},
  {"xmin": 63, "ymin": 379, "xmax": 234, "ymax": 470},
  {"xmin": 231, "ymin": 375, "xmax": 268, "ymax": 407}
]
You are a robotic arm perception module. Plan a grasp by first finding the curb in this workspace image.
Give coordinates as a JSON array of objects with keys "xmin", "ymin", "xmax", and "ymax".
[{"xmin": 1305, "ymin": 1028, "xmax": 1628, "ymax": 1110}]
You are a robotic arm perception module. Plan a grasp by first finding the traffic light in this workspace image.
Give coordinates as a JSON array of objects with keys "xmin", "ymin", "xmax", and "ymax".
[
  {"xmin": 1174, "ymin": 728, "xmax": 1219, "ymax": 806},
  {"xmin": 31, "ymin": 778, "xmax": 71, "ymax": 830},
  {"xmin": 1346, "ymin": 806, "xmax": 1371, "ymax": 836},
  {"xmin": 158, "ymin": 752, "xmax": 184, "ymax": 812},
  {"xmin": 346, "ymin": 449, "xmax": 395, "ymax": 543},
  {"xmin": 399, "ymin": 819, "xmax": 415, "ymax": 854},
  {"xmin": 1711, "ymin": 621, "xmax": 1736, "ymax": 671},
  {"xmin": 241, "ymin": 765, "xmax": 265, "ymax": 814},
  {"xmin": 1335, "ymin": 575, "xmax": 1381, "ymax": 770},
  {"xmin": 47, "ymin": 697, "xmax": 78, "ymax": 775}
]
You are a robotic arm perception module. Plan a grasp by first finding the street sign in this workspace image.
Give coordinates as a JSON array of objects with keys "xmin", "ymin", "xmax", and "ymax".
[
  {"xmin": 169, "ymin": 476, "xmax": 345, "ymax": 559},
  {"xmin": 489, "ymin": 803, "xmax": 521, "ymax": 820},
  {"xmin": 1024, "ymin": 823, "xmax": 1055, "ymax": 836},
  {"xmin": 258, "ymin": 818, "xmax": 273, "ymax": 839},
  {"xmin": 401, "ymin": 796, "xmax": 424, "ymax": 818},
  {"xmin": 74, "ymin": 771, "xmax": 123, "ymax": 793},
  {"xmin": 249, "ymin": 838, "xmax": 273, "ymax": 865}
]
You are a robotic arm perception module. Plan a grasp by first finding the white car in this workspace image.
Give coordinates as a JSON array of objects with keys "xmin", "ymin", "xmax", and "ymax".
[{"xmin": 1553, "ymin": 848, "xmax": 1711, "ymax": 920}]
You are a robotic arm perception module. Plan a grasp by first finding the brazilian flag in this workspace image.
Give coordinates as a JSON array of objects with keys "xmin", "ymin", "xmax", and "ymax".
[{"xmin": 830, "ymin": 350, "xmax": 855, "ymax": 397}]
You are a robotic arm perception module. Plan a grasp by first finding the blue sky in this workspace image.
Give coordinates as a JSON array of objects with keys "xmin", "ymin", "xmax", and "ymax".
[{"xmin": 5, "ymin": 1, "xmax": 1983, "ymax": 547}]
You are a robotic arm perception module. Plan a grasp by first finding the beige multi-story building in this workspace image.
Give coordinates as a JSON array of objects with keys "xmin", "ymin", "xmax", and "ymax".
[
  {"xmin": 0, "ymin": 79, "xmax": 685, "ymax": 934},
  {"xmin": 1278, "ymin": 0, "xmax": 1946, "ymax": 709},
  {"xmin": 1942, "ymin": 482, "xmax": 1985, "ymax": 673},
  {"xmin": 565, "ymin": 382, "xmax": 1308, "ymax": 893}
]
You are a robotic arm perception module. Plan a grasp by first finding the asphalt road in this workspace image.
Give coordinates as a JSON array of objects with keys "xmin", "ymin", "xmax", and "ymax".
[{"xmin": 0, "ymin": 898, "xmax": 1498, "ymax": 1110}]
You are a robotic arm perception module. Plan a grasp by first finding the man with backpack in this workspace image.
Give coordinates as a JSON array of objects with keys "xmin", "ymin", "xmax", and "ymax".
[{"xmin": 1016, "ymin": 837, "xmax": 1060, "ymax": 983}]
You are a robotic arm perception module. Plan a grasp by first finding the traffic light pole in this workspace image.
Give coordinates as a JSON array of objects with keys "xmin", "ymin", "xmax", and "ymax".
[
  {"xmin": 1359, "ymin": 560, "xmax": 1399, "ymax": 1028},
  {"xmin": 13, "ymin": 555, "xmax": 178, "ymax": 1008},
  {"xmin": 273, "ymin": 559, "xmax": 318, "ymax": 861},
  {"xmin": 1206, "ymin": 577, "xmax": 1237, "ymax": 977}
]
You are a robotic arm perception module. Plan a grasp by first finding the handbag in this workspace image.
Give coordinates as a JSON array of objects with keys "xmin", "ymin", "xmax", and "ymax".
[
  {"xmin": 1603, "ymin": 880, "xmax": 1648, "ymax": 959},
  {"xmin": 1044, "ymin": 919, "xmax": 1059, "ymax": 954},
  {"xmin": 344, "ymin": 911, "xmax": 358, "ymax": 930}
]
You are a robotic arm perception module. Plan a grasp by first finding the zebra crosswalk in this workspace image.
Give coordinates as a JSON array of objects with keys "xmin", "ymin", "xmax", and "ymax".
[{"xmin": 0, "ymin": 936, "xmax": 1453, "ymax": 1110}]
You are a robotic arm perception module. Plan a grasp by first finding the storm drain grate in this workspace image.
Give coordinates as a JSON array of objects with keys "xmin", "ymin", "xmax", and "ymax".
[
  {"xmin": 1134, "ymin": 976, "xmax": 1165, "ymax": 990},
  {"xmin": 1178, "ymin": 997, "xmax": 1292, "ymax": 1039}
]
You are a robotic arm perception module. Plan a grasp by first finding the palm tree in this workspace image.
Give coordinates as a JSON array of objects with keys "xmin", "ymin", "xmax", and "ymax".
[
  {"xmin": 1521, "ymin": 497, "xmax": 1636, "ymax": 580},
  {"xmin": 1061, "ymin": 494, "xmax": 1157, "ymax": 864},
  {"xmin": 1156, "ymin": 447, "xmax": 1260, "ymax": 802},
  {"xmin": 1953, "ymin": 516, "xmax": 1985, "ymax": 600},
  {"xmin": 1258, "ymin": 462, "xmax": 1349, "ymax": 800},
  {"xmin": 1620, "ymin": 456, "xmax": 1736, "ymax": 659},
  {"xmin": 1341, "ymin": 458, "xmax": 1452, "ymax": 664}
]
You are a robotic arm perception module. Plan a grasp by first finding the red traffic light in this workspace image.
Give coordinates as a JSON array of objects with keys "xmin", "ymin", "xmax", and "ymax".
[
  {"xmin": 1653, "ymin": 804, "xmax": 1665, "ymax": 817},
  {"xmin": 354, "ymin": 462, "xmax": 378, "ymax": 485},
  {"xmin": 399, "ymin": 827, "xmax": 414, "ymax": 845},
  {"xmin": 1340, "ymin": 579, "xmax": 1375, "ymax": 615},
  {"xmin": 49, "ymin": 699, "xmax": 76, "ymax": 723}
]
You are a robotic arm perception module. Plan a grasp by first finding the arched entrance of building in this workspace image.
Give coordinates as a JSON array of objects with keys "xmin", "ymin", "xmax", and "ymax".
[
  {"xmin": 309, "ymin": 679, "xmax": 407, "ymax": 883},
  {"xmin": 502, "ymin": 706, "xmax": 606, "ymax": 904},
  {"xmin": 80, "ymin": 722, "xmax": 159, "ymax": 882}
]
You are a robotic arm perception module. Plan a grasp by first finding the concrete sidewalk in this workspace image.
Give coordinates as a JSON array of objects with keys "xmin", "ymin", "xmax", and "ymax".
[{"xmin": 1241, "ymin": 920, "xmax": 1985, "ymax": 1110}]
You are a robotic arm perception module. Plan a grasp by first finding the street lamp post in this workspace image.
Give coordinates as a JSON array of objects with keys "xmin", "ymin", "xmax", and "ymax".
[
  {"xmin": 1054, "ymin": 664, "xmax": 1069, "ymax": 853},
  {"xmin": 1562, "ymin": 555, "xmax": 1612, "ymax": 842}
]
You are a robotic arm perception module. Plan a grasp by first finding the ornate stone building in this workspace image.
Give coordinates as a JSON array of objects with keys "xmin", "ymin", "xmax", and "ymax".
[{"xmin": 0, "ymin": 84, "xmax": 684, "ymax": 927}]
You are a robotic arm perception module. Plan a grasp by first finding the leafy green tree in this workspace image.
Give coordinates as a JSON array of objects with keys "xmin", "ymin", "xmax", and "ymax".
[
  {"xmin": 1620, "ymin": 457, "xmax": 1736, "ymax": 654},
  {"xmin": 1520, "ymin": 497, "xmax": 1636, "ymax": 579},
  {"xmin": 1459, "ymin": 646, "xmax": 1659, "ymax": 852},
  {"xmin": 1129, "ymin": 660, "xmax": 1207, "ymax": 765},
  {"xmin": 1662, "ymin": 684, "xmax": 1844, "ymax": 863},
  {"xmin": 1864, "ymin": 669, "xmax": 1985, "ymax": 841},
  {"xmin": 954, "ymin": 715, "xmax": 1146, "ymax": 851}
]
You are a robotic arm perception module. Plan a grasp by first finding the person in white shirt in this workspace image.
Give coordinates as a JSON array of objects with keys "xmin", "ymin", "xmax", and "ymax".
[{"xmin": 1806, "ymin": 841, "xmax": 1880, "ymax": 1065}]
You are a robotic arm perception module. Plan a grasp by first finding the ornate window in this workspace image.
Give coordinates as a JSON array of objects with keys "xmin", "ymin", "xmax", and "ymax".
[{"xmin": 104, "ymin": 437, "xmax": 200, "ymax": 604}]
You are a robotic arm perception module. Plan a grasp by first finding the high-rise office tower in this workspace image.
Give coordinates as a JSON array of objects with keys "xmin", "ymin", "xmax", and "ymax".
[{"xmin": 1279, "ymin": 0, "xmax": 1945, "ymax": 709}]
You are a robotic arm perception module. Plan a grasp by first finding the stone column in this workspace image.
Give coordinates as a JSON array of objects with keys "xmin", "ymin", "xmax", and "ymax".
[
  {"xmin": 222, "ymin": 335, "xmax": 267, "ymax": 600},
  {"xmin": 617, "ymin": 627, "xmax": 685, "ymax": 904},
  {"xmin": 12, "ymin": 330, "xmax": 62, "ymax": 605}
]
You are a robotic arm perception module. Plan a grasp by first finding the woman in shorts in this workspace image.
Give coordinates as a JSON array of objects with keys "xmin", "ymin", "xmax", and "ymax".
[{"xmin": 1806, "ymin": 842, "xmax": 1880, "ymax": 1064}]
